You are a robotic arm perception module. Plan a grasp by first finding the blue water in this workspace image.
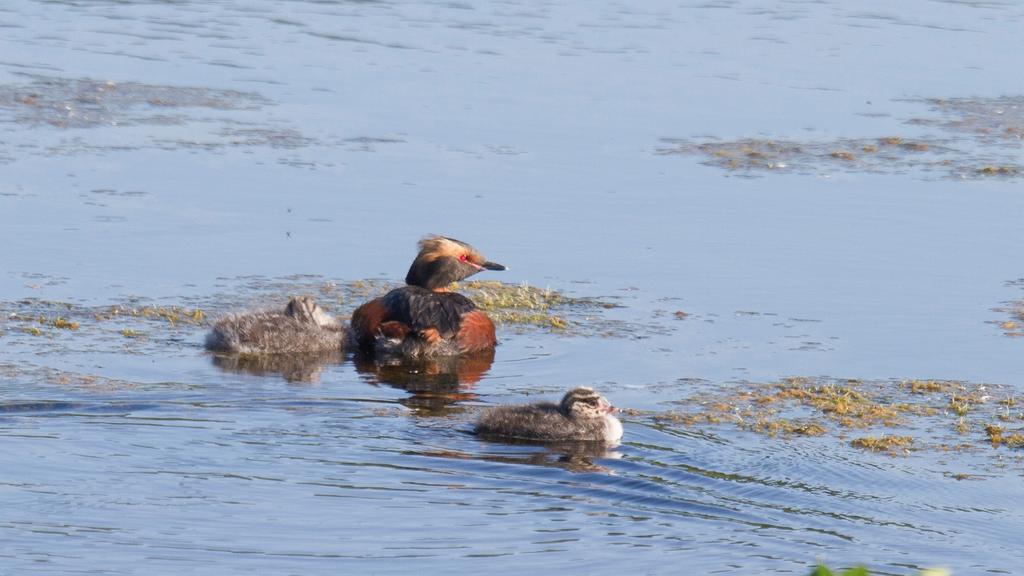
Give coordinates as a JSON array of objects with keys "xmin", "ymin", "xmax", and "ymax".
[{"xmin": 1, "ymin": 1, "xmax": 1023, "ymax": 574}]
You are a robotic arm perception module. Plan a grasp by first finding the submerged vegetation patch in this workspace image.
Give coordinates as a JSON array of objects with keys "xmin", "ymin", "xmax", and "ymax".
[
  {"xmin": 660, "ymin": 96, "xmax": 1024, "ymax": 180},
  {"xmin": 0, "ymin": 362, "xmax": 146, "ymax": 392},
  {"xmin": 0, "ymin": 74, "xmax": 321, "ymax": 159},
  {"xmin": 908, "ymin": 96, "xmax": 1024, "ymax": 145},
  {"xmin": 0, "ymin": 74, "xmax": 268, "ymax": 129}
]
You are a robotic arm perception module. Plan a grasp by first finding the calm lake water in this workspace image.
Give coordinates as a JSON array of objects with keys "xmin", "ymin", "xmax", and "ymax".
[{"xmin": 2, "ymin": 0, "xmax": 1023, "ymax": 574}]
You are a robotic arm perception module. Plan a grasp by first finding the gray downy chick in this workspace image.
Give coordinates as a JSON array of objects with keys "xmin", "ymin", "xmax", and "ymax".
[
  {"xmin": 206, "ymin": 296, "xmax": 347, "ymax": 354},
  {"xmin": 475, "ymin": 387, "xmax": 623, "ymax": 444}
]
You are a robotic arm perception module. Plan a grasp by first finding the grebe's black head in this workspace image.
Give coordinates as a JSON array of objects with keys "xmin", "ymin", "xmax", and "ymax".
[{"xmin": 405, "ymin": 236, "xmax": 506, "ymax": 290}]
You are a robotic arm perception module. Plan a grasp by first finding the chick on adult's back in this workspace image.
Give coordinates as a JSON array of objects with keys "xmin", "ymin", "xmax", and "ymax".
[{"xmin": 350, "ymin": 236, "xmax": 506, "ymax": 357}]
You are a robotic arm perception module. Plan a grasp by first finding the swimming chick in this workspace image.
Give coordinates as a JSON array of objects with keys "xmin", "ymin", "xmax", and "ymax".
[
  {"xmin": 205, "ymin": 295, "xmax": 346, "ymax": 354},
  {"xmin": 350, "ymin": 235, "xmax": 506, "ymax": 357},
  {"xmin": 475, "ymin": 387, "xmax": 623, "ymax": 444}
]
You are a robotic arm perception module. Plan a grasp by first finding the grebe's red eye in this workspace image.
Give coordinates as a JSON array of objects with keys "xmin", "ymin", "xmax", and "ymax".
[{"xmin": 459, "ymin": 254, "xmax": 468, "ymax": 262}]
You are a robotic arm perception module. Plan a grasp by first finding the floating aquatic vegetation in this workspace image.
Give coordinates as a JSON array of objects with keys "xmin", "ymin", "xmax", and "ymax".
[
  {"xmin": 661, "ymin": 96, "xmax": 1024, "ymax": 179},
  {"xmin": 750, "ymin": 417, "xmax": 827, "ymax": 438},
  {"xmin": 460, "ymin": 281, "xmax": 573, "ymax": 329},
  {"xmin": 651, "ymin": 376, "xmax": 1018, "ymax": 457},
  {"xmin": 104, "ymin": 303, "xmax": 206, "ymax": 325},
  {"xmin": 659, "ymin": 135, "xmax": 965, "ymax": 178},
  {"xmin": 976, "ymin": 165, "xmax": 1019, "ymax": 175},
  {"xmin": 1, "ymin": 298, "xmax": 211, "ymax": 357},
  {"xmin": 849, "ymin": 435, "xmax": 914, "ymax": 454},
  {"xmin": 905, "ymin": 379, "xmax": 951, "ymax": 394},
  {"xmin": 49, "ymin": 317, "xmax": 79, "ymax": 330},
  {"xmin": 992, "ymin": 279, "xmax": 1024, "ymax": 338},
  {"xmin": 462, "ymin": 280, "xmax": 664, "ymax": 337},
  {"xmin": 984, "ymin": 424, "xmax": 1024, "ymax": 448}
]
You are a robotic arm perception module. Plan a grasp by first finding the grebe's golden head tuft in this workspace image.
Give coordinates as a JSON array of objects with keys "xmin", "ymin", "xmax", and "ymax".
[{"xmin": 405, "ymin": 235, "xmax": 506, "ymax": 290}]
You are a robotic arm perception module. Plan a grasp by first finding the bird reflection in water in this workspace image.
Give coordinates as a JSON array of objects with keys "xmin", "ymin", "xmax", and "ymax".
[
  {"xmin": 210, "ymin": 349, "xmax": 344, "ymax": 384},
  {"xmin": 208, "ymin": 345, "xmax": 493, "ymax": 396},
  {"xmin": 419, "ymin": 440, "xmax": 622, "ymax": 474},
  {"xmin": 353, "ymin": 348, "xmax": 495, "ymax": 415}
]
